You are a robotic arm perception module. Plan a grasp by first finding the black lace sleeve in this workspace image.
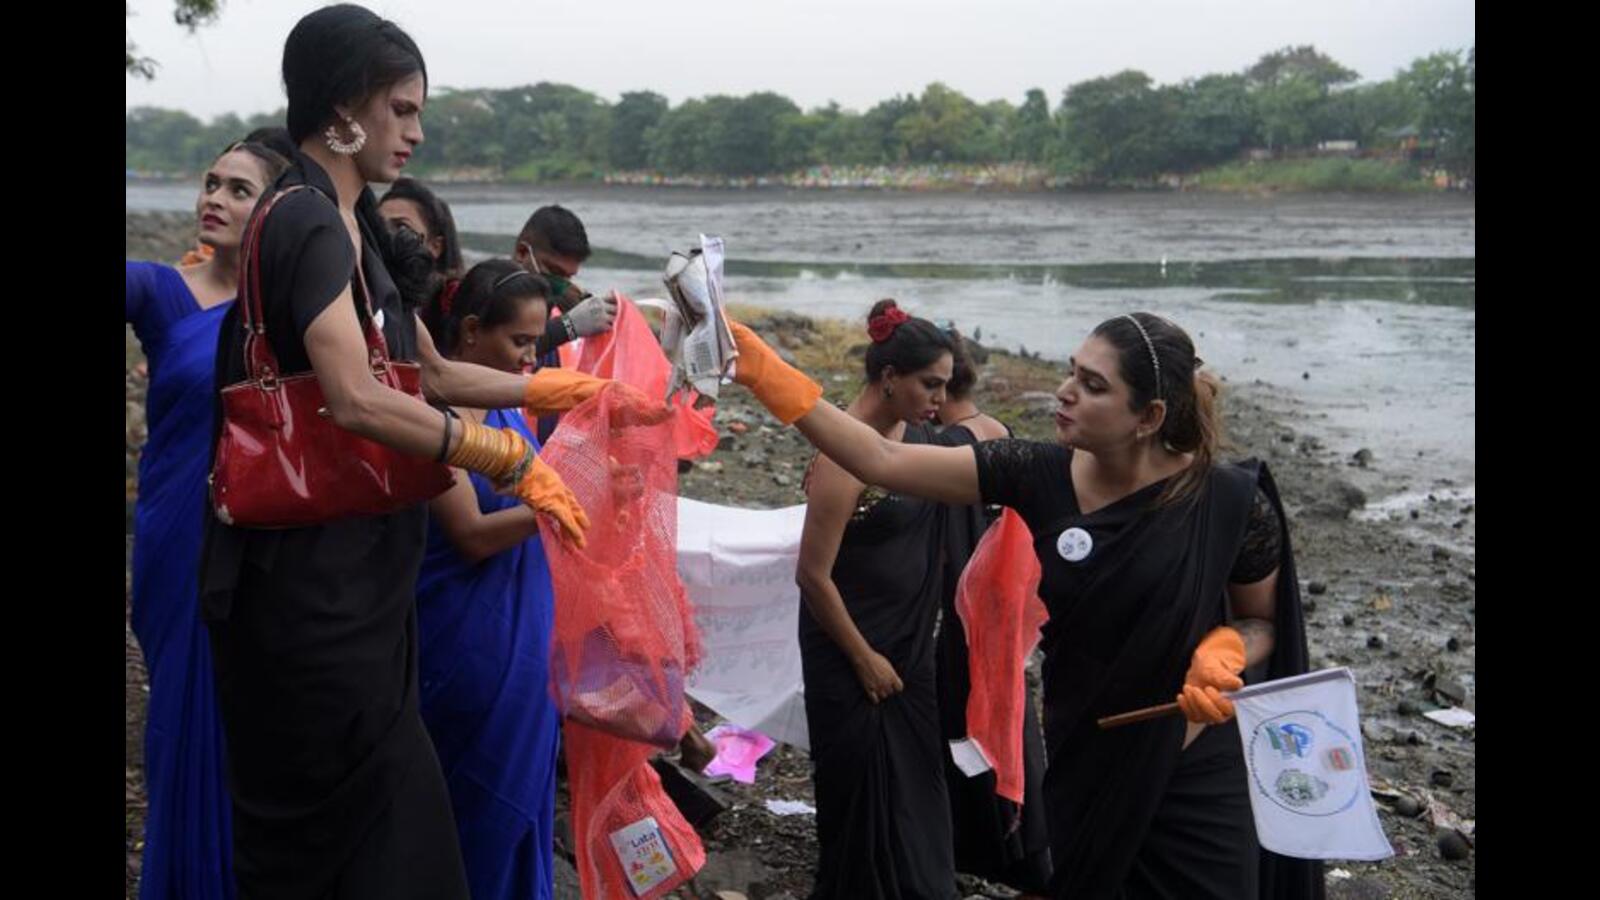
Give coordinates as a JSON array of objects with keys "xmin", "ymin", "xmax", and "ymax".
[
  {"xmin": 972, "ymin": 439, "xmax": 1074, "ymax": 529},
  {"xmin": 1229, "ymin": 486, "xmax": 1283, "ymax": 584}
]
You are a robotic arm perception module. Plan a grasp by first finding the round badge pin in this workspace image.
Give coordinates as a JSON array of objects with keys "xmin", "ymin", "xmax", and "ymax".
[{"xmin": 1056, "ymin": 527, "xmax": 1093, "ymax": 562}]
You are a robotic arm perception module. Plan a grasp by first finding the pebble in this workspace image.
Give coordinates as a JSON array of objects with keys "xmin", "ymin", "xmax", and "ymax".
[
  {"xmin": 1366, "ymin": 634, "xmax": 1384, "ymax": 649},
  {"xmin": 772, "ymin": 474, "xmax": 793, "ymax": 487},
  {"xmin": 1397, "ymin": 699, "xmax": 1421, "ymax": 716},
  {"xmin": 1409, "ymin": 509, "xmax": 1420, "ymax": 519},
  {"xmin": 1431, "ymin": 547, "xmax": 1450, "ymax": 562},
  {"xmin": 1446, "ymin": 637, "xmax": 1461, "ymax": 652},
  {"xmin": 1342, "ymin": 613, "xmax": 1356, "ymax": 627},
  {"xmin": 1437, "ymin": 830, "xmax": 1470, "ymax": 861},
  {"xmin": 1351, "ymin": 448, "xmax": 1373, "ymax": 467},
  {"xmin": 1394, "ymin": 795, "xmax": 1423, "ymax": 818},
  {"xmin": 1302, "ymin": 598, "xmax": 1317, "ymax": 614},
  {"xmin": 1308, "ymin": 581, "xmax": 1328, "ymax": 595},
  {"xmin": 1430, "ymin": 769, "xmax": 1454, "ymax": 788},
  {"xmin": 1302, "ymin": 372, "xmax": 1311, "ymax": 380}
]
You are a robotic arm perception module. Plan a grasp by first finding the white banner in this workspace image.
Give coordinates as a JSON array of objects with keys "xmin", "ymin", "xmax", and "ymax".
[
  {"xmin": 677, "ymin": 497, "xmax": 810, "ymax": 750},
  {"xmin": 1232, "ymin": 668, "xmax": 1394, "ymax": 861}
]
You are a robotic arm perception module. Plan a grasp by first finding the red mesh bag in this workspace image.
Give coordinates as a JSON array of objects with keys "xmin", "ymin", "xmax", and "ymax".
[
  {"xmin": 565, "ymin": 293, "xmax": 720, "ymax": 461},
  {"xmin": 953, "ymin": 508, "xmax": 1050, "ymax": 804},
  {"xmin": 538, "ymin": 383, "xmax": 705, "ymax": 898}
]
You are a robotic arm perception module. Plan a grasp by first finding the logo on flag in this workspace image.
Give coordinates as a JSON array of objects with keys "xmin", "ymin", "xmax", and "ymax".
[
  {"xmin": 1248, "ymin": 711, "xmax": 1361, "ymax": 817},
  {"xmin": 1232, "ymin": 668, "xmax": 1394, "ymax": 860}
]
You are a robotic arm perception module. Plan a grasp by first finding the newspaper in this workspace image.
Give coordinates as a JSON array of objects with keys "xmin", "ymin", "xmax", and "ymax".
[{"xmin": 657, "ymin": 235, "xmax": 738, "ymax": 400}]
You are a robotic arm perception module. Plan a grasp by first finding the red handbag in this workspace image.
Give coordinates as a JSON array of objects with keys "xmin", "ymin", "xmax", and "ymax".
[{"xmin": 210, "ymin": 184, "xmax": 454, "ymax": 528}]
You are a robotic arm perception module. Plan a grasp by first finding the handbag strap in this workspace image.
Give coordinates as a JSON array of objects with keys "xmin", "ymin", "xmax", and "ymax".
[{"xmin": 237, "ymin": 184, "xmax": 396, "ymax": 387}]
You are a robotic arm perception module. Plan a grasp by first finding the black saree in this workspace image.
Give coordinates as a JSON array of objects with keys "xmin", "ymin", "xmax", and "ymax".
[
  {"xmin": 799, "ymin": 423, "xmax": 959, "ymax": 900},
  {"xmin": 973, "ymin": 440, "xmax": 1322, "ymax": 900}
]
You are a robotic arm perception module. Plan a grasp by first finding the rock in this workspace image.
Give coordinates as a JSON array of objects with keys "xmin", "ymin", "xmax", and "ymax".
[
  {"xmin": 697, "ymin": 461, "xmax": 725, "ymax": 474},
  {"xmin": 1326, "ymin": 874, "xmax": 1392, "ymax": 899},
  {"xmin": 728, "ymin": 421, "xmax": 750, "ymax": 435},
  {"xmin": 1351, "ymin": 448, "xmax": 1373, "ymax": 468},
  {"xmin": 1341, "ymin": 614, "xmax": 1356, "ymax": 627},
  {"xmin": 553, "ymin": 854, "xmax": 582, "ymax": 899},
  {"xmin": 1279, "ymin": 433, "xmax": 1295, "ymax": 443},
  {"xmin": 692, "ymin": 848, "xmax": 772, "ymax": 897},
  {"xmin": 1302, "ymin": 371, "xmax": 1311, "ymax": 380},
  {"xmin": 1437, "ymin": 830, "xmax": 1471, "ymax": 861},
  {"xmin": 1366, "ymin": 634, "xmax": 1385, "ymax": 649},
  {"xmin": 1016, "ymin": 391, "xmax": 1059, "ymax": 413},
  {"xmin": 773, "ymin": 474, "xmax": 793, "ymax": 487},
  {"xmin": 1430, "ymin": 769, "xmax": 1454, "ymax": 788},
  {"xmin": 718, "ymin": 435, "xmax": 737, "ymax": 451},
  {"xmin": 1409, "ymin": 509, "xmax": 1420, "ymax": 519},
  {"xmin": 1308, "ymin": 581, "xmax": 1328, "ymax": 595},
  {"xmin": 1397, "ymin": 699, "xmax": 1421, "ymax": 716},
  {"xmin": 1434, "ymin": 678, "xmax": 1468, "ymax": 706},
  {"xmin": 1302, "ymin": 598, "xmax": 1317, "ymax": 614},
  {"xmin": 1394, "ymin": 795, "xmax": 1423, "ymax": 818},
  {"xmin": 1431, "ymin": 547, "xmax": 1451, "ymax": 562},
  {"xmin": 1310, "ymin": 479, "xmax": 1367, "ymax": 519},
  {"xmin": 1404, "ymin": 730, "xmax": 1423, "ymax": 746},
  {"xmin": 1446, "ymin": 636, "xmax": 1461, "ymax": 652}
]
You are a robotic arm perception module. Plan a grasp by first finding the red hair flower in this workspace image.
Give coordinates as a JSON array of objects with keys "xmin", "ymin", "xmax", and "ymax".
[{"xmin": 867, "ymin": 306, "xmax": 909, "ymax": 343}]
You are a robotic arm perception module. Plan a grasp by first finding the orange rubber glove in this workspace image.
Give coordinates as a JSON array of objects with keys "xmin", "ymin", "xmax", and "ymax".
[
  {"xmin": 523, "ymin": 368, "xmax": 610, "ymax": 415},
  {"xmin": 727, "ymin": 320, "xmax": 823, "ymax": 425},
  {"xmin": 516, "ymin": 455, "xmax": 590, "ymax": 548},
  {"xmin": 524, "ymin": 370, "xmax": 671, "ymax": 427},
  {"xmin": 1175, "ymin": 625, "xmax": 1246, "ymax": 724}
]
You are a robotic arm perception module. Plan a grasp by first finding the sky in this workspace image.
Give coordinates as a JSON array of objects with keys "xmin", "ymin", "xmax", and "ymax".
[{"xmin": 126, "ymin": 0, "xmax": 1476, "ymax": 121}]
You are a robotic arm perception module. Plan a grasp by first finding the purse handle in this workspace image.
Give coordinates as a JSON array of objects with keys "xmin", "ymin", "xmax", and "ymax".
[{"xmin": 236, "ymin": 184, "xmax": 395, "ymax": 389}]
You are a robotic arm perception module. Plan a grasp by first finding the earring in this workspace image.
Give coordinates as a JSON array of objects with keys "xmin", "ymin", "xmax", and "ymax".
[
  {"xmin": 325, "ymin": 116, "xmax": 367, "ymax": 155},
  {"xmin": 883, "ymin": 385, "xmax": 894, "ymax": 399}
]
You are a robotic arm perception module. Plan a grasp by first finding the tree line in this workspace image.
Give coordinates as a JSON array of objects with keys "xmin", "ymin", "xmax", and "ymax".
[{"xmin": 126, "ymin": 44, "xmax": 1474, "ymax": 184}]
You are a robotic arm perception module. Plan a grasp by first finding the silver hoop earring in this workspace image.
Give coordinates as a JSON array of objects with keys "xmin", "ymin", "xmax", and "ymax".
[{"xmin": 325, "ymin": 116, "xmax": 367, "ymax": 155}]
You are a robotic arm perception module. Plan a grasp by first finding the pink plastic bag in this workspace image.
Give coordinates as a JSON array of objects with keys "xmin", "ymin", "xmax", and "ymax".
[{"xmin": 954, "ymin": 509, "xmax": 1049, "ymax": 804}]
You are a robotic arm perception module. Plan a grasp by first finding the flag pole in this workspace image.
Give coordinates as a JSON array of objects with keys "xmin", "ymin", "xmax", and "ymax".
[{"xmin": 1096, "ymin": 702, "xmax": 1183, "ymax": 729}]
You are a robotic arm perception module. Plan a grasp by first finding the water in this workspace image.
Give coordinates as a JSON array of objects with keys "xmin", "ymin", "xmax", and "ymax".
[{"xmin": 129, "ymin": 181, "xmax": 1475, "ymax": 499}]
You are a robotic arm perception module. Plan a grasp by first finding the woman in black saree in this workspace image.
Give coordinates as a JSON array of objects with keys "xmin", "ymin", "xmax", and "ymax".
[
  {"xmin": 727, "ymin": 311, "xmax": 1322, "ymax": 899},
  {"xmin": 796, "ymin": 301, "xmax": 959, "ymax": 899}
]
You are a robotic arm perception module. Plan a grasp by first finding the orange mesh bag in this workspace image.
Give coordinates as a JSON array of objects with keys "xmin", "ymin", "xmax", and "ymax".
[
  {"xmin": 953, "ymin": 508, "xmax": 1050, "ymax": 804},
  {"xmin": 568, "ymin": 293, "xmax": 720, "ymax": 460},
  {"xmin": 538, "ymin": 383, "xmax": 706, "ymax": 898}
]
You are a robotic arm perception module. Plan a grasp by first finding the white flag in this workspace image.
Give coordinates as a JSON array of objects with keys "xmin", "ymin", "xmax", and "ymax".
[
  {"xmin": 676, "ymin": 497, "xmax": 811, "ymax": 751},
  {"xmin": 1232, "ymin": 667, "xmax": 1394, "ymax": 861}
]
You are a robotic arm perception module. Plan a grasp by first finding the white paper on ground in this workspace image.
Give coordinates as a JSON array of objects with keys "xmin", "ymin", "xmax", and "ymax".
[
  {"xmin": 1421, "ymin": 707, "xmax": 1475, "ymax": 729},
  {"xmin": 764, "ymin": 799, "xmax": 817, "ymax": 816}
]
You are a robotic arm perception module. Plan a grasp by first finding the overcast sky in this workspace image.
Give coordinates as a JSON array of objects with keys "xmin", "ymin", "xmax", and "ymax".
[{"xmin": 126, "ymin": 0, "xmax": 1476, "ymax": 121}]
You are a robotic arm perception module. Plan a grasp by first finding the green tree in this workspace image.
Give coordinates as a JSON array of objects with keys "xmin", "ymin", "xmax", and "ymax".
[
  {"xmin": 127, "ymin": 0, "xmax": 222, "ymax": 79},
  {"xmin": 1398, "ymin": 49, "xmax": 1474, "ymax": 176},
  {"xmin": 1246, "ymin": 45, "xmax": 1361, "ymax": 151},
  {"xmin": 609, "ymin": 91, "xmax": 668, "ymax": 170},
  {"xmin": 1169, "ymin": 74, "xmax": 1257, "ymax": 167},
  {"xmin": 1057, "ymin": 70, "xmax": 1173, "ymax": 181},
  {"xmin": 1015, "ymin": 88, "xmax": 1055, "ymax": 163}
]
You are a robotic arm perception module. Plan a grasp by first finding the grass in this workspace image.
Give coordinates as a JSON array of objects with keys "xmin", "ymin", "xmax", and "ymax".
[{"xmin": 1189, "ymin": 158, "xmax": 1434, "ymax": 193}]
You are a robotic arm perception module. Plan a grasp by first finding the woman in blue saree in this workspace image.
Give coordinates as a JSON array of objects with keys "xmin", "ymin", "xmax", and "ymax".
[
  {"xmin": 414, "ymin": 258, "xmax": 565, "ymax": 900},
  {"xmin": 125, "ymin": 137, "xmax": 289, "ymax": 899}
]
